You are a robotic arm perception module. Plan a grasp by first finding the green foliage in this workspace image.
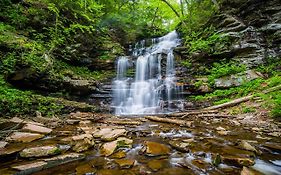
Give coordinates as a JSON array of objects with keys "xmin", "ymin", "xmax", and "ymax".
[
  {"xmin": 52, "ymin": 60, "xmax": 114, "ymax": 81},
  {"xmin": 194, "ymin": 80, "xmax": 204, "ymax": 89},
  {"xmin": 185, "ymin": 27, "xmax": 229, "ymax": 54},
  {"xmin": 126, "ymin": 69, "xmax": 135, "ymax": 77},
  {"xmin": 213, "ymin": 98, "xmax": 230, "ymax": 105},
  {"xmin": 0, "ymin": 22, "xmax": 14, "ymax": 32},
  {"xmin": 257, "ymin": 75, "xmax": 281, "ymax": 118},
  {"xmin": 256, "ymin": 56, "xmax": 281, "ymax": 76},
  {"xmin": 0, "ymin": 1, "xmax": 27, "ymax": 28},
  {"xmin": 271, "ymin": 94, "xmax": 281, "ymax": 118},
  {"xmin": 258, "ymin": 91, "xmax": 281, "ymax": 118},
  {"xmin": 242, "ymin": 106, "xmax": 256, "ymax": 113},
  {"xmin": 193, "ymin": 55, "xmax": 281, "ymax": 119},
  {"xmin": 0, "ymin": 53, "xmax": 17, "ymax": 74},
  {"xmin": 177, "ymin": 0, "xmax": 223, "ymax": 55},
  {"xmin": 193, "ymin": 75, "xmax": 281, "ymax": 118},
  {"xmin": 181, "ymin": 59, "xmax": 192, "ymax": 68},
  {"xmin": 179, "ymin": 0, "xmax": 219, "ymax": 35},
  {"xmin": 117, "ymin": 140, "xmax": 131, "ymax": 149},
  {"xmin": 192, "ymin": 78, "xmax": 265, "ymax": 101},
  {"xmin": 97, "ymin": 0, "xmax": 181, "ymax": 40},
  {"xmin": 0, "ymin": 76, "xmax": 64, "ymax": 116},
  {"xmin": 207, "ymin": 61, "xmax": 247, "ymax": 85},
  {"xmin": 0, "ymin": 41, "xmax": 48, "ymax": 75}
]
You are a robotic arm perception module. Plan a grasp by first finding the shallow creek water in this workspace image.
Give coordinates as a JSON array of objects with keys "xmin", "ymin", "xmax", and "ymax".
[{"xmin": 0, "ymin": 115, "xmax": 281, "ymax": 175}]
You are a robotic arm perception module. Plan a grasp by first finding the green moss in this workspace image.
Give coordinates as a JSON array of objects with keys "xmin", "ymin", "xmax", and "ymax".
[
  {"xmin": 258, "ymin": 75, "xmax": 281, "ymax": 118},
  {"xmin": 117, "ymin": 140, "xmax": 131, "ymax": 149},
  {"xmin": 207, "ymin": 61, "xmax": 247, "ymax": 85},
  {"xmin": 213, "ymin": 98, "xmax": 230, "ymax": 105},
  {"xmin": 194, "ymin": 80, "xmax": 204, "ymax": 89},
  {"xmin": 256, "ymin": 56, "xmax": 281, "ymax": 76},
  {"xmin": 0, "ymin": 76, "xmax": 64, "ymax": 117},
  {"xmin": 258, "ymin": 87, "xmax": 281, "ymax": 118},
  {"xmin": 182, "ymin": 26, "xmax": 229, "ymax": 55},
  {"xmin": 191, "ymin": 78, "xmax": 265, "ymax": 101},
  {"xmin": 125, "ymin": 69, "xmax": 135, "ymax": 77},
  {"xmin": 181, "ymin": 60, "xmax": 192, "ymax": 68},
  {"xmin": 52, "ymin": 60, "xmax": 114, "ymax": 81},
  {"xmin": 192, "ymin": 75, "xmax": 281, "ymax": 118},
  {"xmin": 242, "ymin": 106, "xmax": 256, "ymax": 113}
]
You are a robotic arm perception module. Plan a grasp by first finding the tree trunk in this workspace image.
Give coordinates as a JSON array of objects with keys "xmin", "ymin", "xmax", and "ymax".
[
  {"xmin": 145, "ymin": 116, "xmax": 192, "ymax": 127},
  {"xmin": 180, "ymin": 0, "xmax": 185, "ymax": 16},
  {"xmin": 160, "ymin": 0, "xmax": 181, "ymax": 18},
  {"xmin": 204, "ymin": 84, "xmax": 281, "ymax": 110}
]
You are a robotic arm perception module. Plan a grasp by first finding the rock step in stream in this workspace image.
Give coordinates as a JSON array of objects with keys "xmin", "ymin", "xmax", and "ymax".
[{"xmin": 0, "ymin": 112, "xmax": 280, "ymax": 175}]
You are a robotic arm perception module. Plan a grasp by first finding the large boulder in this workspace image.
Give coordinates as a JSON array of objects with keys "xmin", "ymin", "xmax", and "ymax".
[
  {"xmin": 63, "ymin": 77, "xmax": 97, "ymax": 95},
  {"xmin": 214, "ymin": 70, "xmax": 263, "ymax": 88}
]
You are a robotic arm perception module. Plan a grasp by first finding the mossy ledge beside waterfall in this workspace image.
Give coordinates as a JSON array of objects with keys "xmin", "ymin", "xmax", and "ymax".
[{"xmin": 112, "ymin": 31, "xmax": 183, "ymax": 115}]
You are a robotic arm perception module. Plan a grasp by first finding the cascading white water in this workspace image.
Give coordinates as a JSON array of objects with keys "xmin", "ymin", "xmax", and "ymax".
[{"xmin": 113, "ymin": 31, "xmax": 181, "ymax": 115}]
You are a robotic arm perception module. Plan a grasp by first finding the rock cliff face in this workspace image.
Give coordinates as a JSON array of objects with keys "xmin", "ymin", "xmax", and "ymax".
[
  {"xmin": 175, "ymin": 0, "xmax": 281, "ymax": 94},
  {"xmin": 214, "ymin": 0, "xmax": 281, "ymax": 67}
]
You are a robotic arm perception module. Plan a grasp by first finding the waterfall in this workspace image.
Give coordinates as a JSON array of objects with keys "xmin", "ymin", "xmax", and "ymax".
[{"xmin": 112, "ymin": 31, "xmax": 182, "ymax": 115}]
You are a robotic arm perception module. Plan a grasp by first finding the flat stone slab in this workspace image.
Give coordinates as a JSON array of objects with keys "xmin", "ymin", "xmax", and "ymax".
[
  {"xmin": 263, "ymin": 143, "xmax": 281, "ymax": 152},
  {"xmin": 0, "ymin": 146, "xmax": 25, "ymax": 157},
  {"xmin": 76, "ymin": 163, "xmax": 96, "ymax": 175},
  {"xmin": 72, "ymin": 139, "xmax": 95, "ymax": 153},
  {"xmin": 114, "ymin": 159, "xmax": 135, "ymax": 169},
  {"xmin": 10, "ymin": 117, "xmax": 24, "ymax": 123},
  {"xmin": 43, "ymin": 153, "xmax": 85, "ymax": 168},
  {"xmin": 101, "ymin": 137, "xmax": 133, "ymax": 156},
  {"xmin": 72, "ymin": 134, "xmax": 93, "ymax": 141},
  {"xmin": 6, "ymin": 132, "xmax": 44, "ymax": 143},
  {"xmin": 93, "ymin": 128, "xmax": 127, "ymax": 141},
  {"xmin": 12, "ymin": 161, "xmax": 47, "ymax": 174},
  {"xmin": 147, "ymin": 159, "xmax": 167, "ymax": 171},
  {"xmin": 79, "ymin": 127, "xmax": 98, "ymax": 134},
  {"xmin": 66, "ymin": 119, "xmax": 80, "ymax": 125},
  {"xmin": 0, "ymin": 141, "xmax": 8, "ymax": 149},
  {"xmin": 110, "ymin": 151, "xmax": 126, "ymax": 159},
  {"xmin": 20, "ymin": 146, "xmax": 61, "ymax": 158},
  {"xmin": 10, "ymin": 117, "xmax": 44, "ymax": 126},
  {"xmin": 169, "ymin": 141, "xmax": 189, "ymax": 153},
  {"xmin": 22, "ymin": 124, "xmax": 52, "ymax": 134},
  {"xmin": 222, "ymin": 156, "xmax": 255, "ymax": 167},
  {"xmin": 69, "ymin": 112, "xmax": 95, "ymax": 120},
  {"xmin": 144, "ymin": 141, "xmax": 171, "ymax": 156},
  {"xmin": 237, "ymin": 140, "xmax": 259, "ymax": 154},
  {"xmin": 12, "ymin": 153, "xmax": 85, "ymax": 175},
  {"xmin": 79, "ymin": 120, "xmax": 92, "ymax": 126}
]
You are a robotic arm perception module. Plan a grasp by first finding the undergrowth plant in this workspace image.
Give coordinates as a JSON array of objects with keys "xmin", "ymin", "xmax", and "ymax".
[
  {"xmin": 208, "ymin": 61, "xmax": 247, "ymax": 86},
  {"xmin": 185, "ymin": 27, "xmax": 229, "ymax": 54},
  {"xmin": 0, "ymin": 76, "xmax": 64, "ymax": 117}
]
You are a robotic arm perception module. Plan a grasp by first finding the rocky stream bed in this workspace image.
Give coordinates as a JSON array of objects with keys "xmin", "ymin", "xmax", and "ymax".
[{"xmin": 0, "ymin": 112, "xmax": 280, "ymax": 175}]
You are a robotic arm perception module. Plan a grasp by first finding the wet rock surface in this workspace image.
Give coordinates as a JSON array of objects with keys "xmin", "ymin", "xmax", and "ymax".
[
  {"xmin": 12, "ymin": 161, "xmax": 47, "ymax": 174},
  {"xmin": 114, "ymin": 159, "xmax": 135, "ymax": 169},
  {"xmin": 144, "ymin": 141, "xmax": 171, "ymax": 156},
  {"xmin": 0, "ymin": 113, "xmax": 280, "ymax": 175},
  {"xmin": 0, "ymin": 141, "xmax": 8, "ymax": 149},
  {"xmin": 214, "ymin": 70, "xmax": 263, "ymax": 88},
  {"xmin": 100, "ymin": 137, "xmax": 133, "ymax": 156},
  {"xmin": 22, "ymin": 124, "xmax": 52, "ymax": 134},
  {"xmin": 20, "ymin": 146, "xmax": 61, "ymax": 158},
  {"xmin": 6, "ymin": 132, "xmax": 44, "ymax": 143}
]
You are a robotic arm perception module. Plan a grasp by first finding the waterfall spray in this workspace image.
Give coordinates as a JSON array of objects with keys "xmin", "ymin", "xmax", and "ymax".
[{"xmin": 112, "ymin": 31, "xmax": 182, "ymax": 115}]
